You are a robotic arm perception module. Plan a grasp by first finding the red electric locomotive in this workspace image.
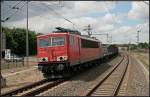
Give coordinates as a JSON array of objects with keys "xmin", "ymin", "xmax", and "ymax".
[{"xmin": 37, "ymin": 27, "xmax": 103, "ymax": 78}]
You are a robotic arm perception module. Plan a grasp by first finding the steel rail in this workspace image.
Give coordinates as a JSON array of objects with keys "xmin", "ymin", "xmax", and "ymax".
[
  {"xmin": 21, "ymin": 54, "xmax": 122, "ymax": 96},
  {"xmin": 113, "ymin": 55, "xmax": 129, "ymax": 96},
  {"xmin": 1, "ymin": 79, "xmax": 66, "ymax": 96},
  {"xmin": 1, "ymin": 54, "xmax": 120, "ymax": 96},
  {"xmin": 86, "ymin": 54, "xmax": 125, "ymax": 96},
  {"xmin": 1, "ymin": 79, "xmax": 50, "ymax": 96},
  {"xmin": 21, "ymin": 79, "xmax": 66, "ymax": 96},
  {"xmin": 19, "ymin": 55, "xmax": 120, "ymax": 96},
  {"xmin": 18, "ymin": 56, "xmax": 121, "ymax": 96}
]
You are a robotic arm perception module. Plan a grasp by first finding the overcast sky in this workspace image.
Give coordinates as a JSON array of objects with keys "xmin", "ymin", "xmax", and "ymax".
[{"xmin": 1, "ymin": 1, "xmax": 149, "ymax": 44}]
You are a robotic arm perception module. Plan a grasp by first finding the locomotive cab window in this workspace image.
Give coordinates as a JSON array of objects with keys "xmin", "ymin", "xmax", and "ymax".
[
  {"xmin": 38, "ymin": 39, "xmax": 49, "ymax": 47},
  {"xmin": 52, "ymin": 37, "xmax": 65, "ymax": 46}
]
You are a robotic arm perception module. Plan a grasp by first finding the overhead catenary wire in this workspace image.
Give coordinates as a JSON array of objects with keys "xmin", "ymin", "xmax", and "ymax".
[
  {"xmin": 125, "ymin": 22, "xmax": 148, "ymax": 35},
  {"xmin": 24, "ymin": 2, "xmax": 59, "ymax": 22},
  {"xmin": 143, "ymin": 1, "xmax": 149, "ymax": 5},
  {"xmin": 2, "ymin": 2, "xmax": 26, "ymax": 22},
  {"xmin": 2, "ymin": 1, "xmax": 20, "ymax": 8},
  {"xmin": 135, "ymin": 1, "xmax": 149, "ymax": 8},
  {"xmin": 40, "ymin": 2, "xmax": 74, "ymax": 24},
  {"xmin": 2, "ymin": 1, "xmax": 23, "ymax": 16},
  {"xmin": 90, "ymin": 2, "xmax": 118, "ymax": 43},
  {"xmin": 39, "ymin": 2, "xmax": 80, "ymax": 30},
  {"xmin": 119, "ymin": 23, "xmax": 148, "ymax": 44},
  {"xmin": 29, "ymin": 2, "xmax": 69, "ymax": 24}
]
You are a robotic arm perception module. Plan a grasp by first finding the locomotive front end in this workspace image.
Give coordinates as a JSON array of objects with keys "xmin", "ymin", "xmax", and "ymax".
[{"xmin": 37, "ymin": 33, "xmax": 69, "ymax": 75}]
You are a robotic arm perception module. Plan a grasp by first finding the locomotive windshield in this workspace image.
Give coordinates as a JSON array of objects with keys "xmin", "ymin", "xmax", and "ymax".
[
  {"xmin": 38, "ymin": 37, "xmax": 65, "ymax": 47},
  {"xmin": 38, "ymin": 39, "xmax": 49, "ymax": 47},
  {"xmin": 52, "ymin": 37, "xmax": 65, "ymax": 46}
]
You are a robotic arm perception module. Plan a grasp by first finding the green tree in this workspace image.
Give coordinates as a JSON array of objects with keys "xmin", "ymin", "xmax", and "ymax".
[
  {"xmin": 138, "ymin": 42, "xmax": 149, "ymax": 49},
  {"xmin": 2, "ymin": 27, "xmax": 37, "ymax": 56}
]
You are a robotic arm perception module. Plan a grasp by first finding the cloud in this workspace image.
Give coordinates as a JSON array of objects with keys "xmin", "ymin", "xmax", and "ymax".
[
  {"xmin": 2, "ymin": 1, "xmax": 149, "ymax": 44},
  {"xmin": 108, "ymin": 22, "xmax": 149, "ymax": 44},
  {"xmin": 2, "ymin": 1, "xmax": 116, "ymax": 22},
  {"xmin": 73, "ymin": 1, "xmax": 115, "ymax": 13},
  {"xmin": 128, "ymin": 1, "xmax": 149, "ymax": 21},
  {"xmin": 3, "ymin": 13, "xmax": 117, "ymax": 35}
]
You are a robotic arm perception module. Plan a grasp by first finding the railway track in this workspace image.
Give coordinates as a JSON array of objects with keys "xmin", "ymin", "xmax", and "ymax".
[
  {"xmin": 1, "ymin": 78, "xmax": 66, "ymax": 96},
  {"xmin": 1, "ymin": 55, "xmax": 122, "ymax": 96},
  {"xmin": 86, "ymin": 54, "xmax": 129, "ymax": 96}
]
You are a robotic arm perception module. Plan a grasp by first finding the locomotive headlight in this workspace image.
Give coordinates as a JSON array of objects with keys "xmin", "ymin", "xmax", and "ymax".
[
  {"xmin": 38, "ymin": 57, "xmax": 48, "ymax": 62},
  {"xmin": 57, "ymin": 56, "xmax": 68, "ymax": 61}
]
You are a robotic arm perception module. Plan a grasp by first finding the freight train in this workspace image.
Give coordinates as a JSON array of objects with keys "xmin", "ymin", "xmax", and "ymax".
[{"xmin": 37, "ymin": 27, "xmax": 118, "ymax": 78}]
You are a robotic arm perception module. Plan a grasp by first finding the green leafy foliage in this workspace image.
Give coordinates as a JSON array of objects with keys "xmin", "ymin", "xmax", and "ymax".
[
  {"xmin": 137, "ymin": 42, "xmax": 149, "ymax": 49},
  {"xmin": 2, "ymin": 27, "xmax": 37, "ymax": 56},
  {"xmin": 128, "ymin": 42, "xmax": 149, "ymax": 50}
]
